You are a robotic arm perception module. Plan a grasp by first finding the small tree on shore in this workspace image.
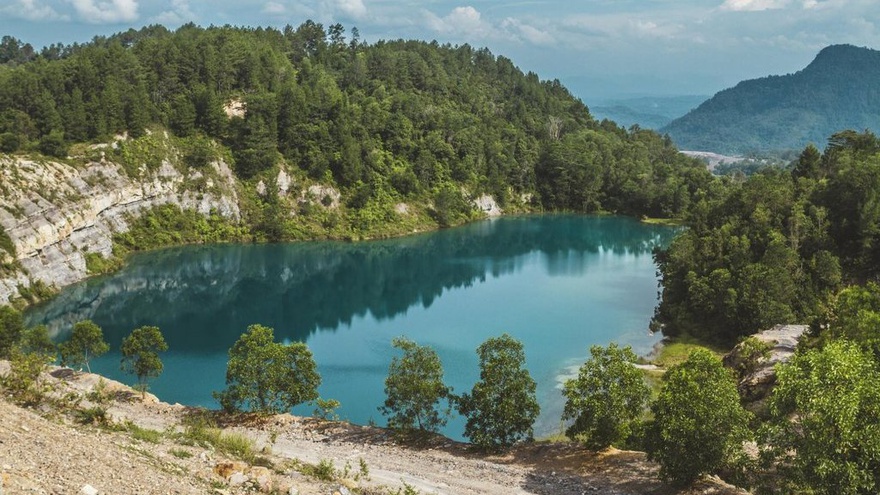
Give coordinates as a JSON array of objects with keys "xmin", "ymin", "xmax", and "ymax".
[
  {"xmin": 645, "ymin": 349, "xmax": 752, "ymax": 486},
  {"xmin": 0, "ymin": 305, "xmax": 24, "ymax": 358},
  {"xmin": 562, "ymin": 343, "xmax": 650, "ymax": 449},
  {"xmin": 214, "ymin": 324, "xmax": 321, "ymax": 414},
  {"xmin": 120, "ymin": 326, "xmax": 168, "ymax": 398},
  {"xmin": 456, "ymin": 333, "xmax": 539, "ymax": 450},
  {"xmin": 59, "ymin": 320, "xmax": 109, "ymax": 372},
  {"xmin": 379, "ymin": 337, "xmax": 450, "ymax": 435}
]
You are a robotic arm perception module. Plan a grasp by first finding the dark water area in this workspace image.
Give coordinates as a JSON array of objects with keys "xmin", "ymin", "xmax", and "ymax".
[{"xmin": 26, "ymin": 215, "xmax": 677, "ymax": 439}]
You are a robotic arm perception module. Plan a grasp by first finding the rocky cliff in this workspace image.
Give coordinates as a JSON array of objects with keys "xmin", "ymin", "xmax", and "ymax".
[{"xmin": 0, "ymin": 152, "xmax": 240, "ymax": 304}]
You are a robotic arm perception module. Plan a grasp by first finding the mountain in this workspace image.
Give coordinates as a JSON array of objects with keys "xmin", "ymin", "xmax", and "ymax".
[
  {"xmin": 590, "ymin": 95, "xmax": 708, "ymax": 130},
  {"xmin": 662, "ymin": 44, "xmax": 880, "ymax": 154}
]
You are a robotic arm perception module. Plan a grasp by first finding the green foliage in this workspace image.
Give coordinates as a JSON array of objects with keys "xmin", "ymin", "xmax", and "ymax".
[
  {"xmin": 562, "ymin": 343, "xmax": 651, "ymax": 449},
  {"xmin": 663, "ymin": 45, "xmax": 880, "ymax": 154},
  {"xmin": 178, "ymin": 412, "xmax": 256, "ymax": 461},
  {"xmin": 0, "ymin": 304, "xmax": 24, "ymax": 358},
  {"xmin": 120, "ymin": 325, "xmax": 168, "ymax": 396},
  {"xmin": 0, "ymin": 226, "xmax": 15, "ymax": 258},
  {"xmin": 313, "ymin": 397, "xmax": 341, "ymax": 420},
  {"xmin": 214, "ymin": 324, "xmax": 321, "ymax": 414},
  {"xmin": 38, "ymin": 130, "xmax": 68, "ymax": 158},
  {"xmin": 84, "ymin": 251, "xmax": 124, "ymax": 275},
  {"xmin": 456, "ymin": 334, "xmax": 539, "ymax": 450},
  {"xmin": 646, "ymin": 349, "xmax": 752, "ymax": 486},
  {"xmin": 823, "ymin": 283, "xmax": 880, "ymax": 360},
  {"xmin": 0, "ymin": 132, "xmax": 19, "ymax": 152},
  {"xmin": 1, "ymin": 349, "xmax": 52, "ymax": 406},
  {"xmin": 59, "ymin": 319, "xmax": 110, "ymax": 373},
  {"xmin": 114, "ymin": 204, "xmax": 248, "ymax": 252},
  {"xmin": 127, "ymin": 422, "xmax": 163, "ymax": 443},
  {"xmin": 761, "ymin": 341, "xmax": 880, "ymax": 495},
  {"xmin": 733, "ymin": 336, "xmax": 772, "ymax": 379},
  {"xmin": 19, "ymin": 324, "xmax": 57, "ymax": 360},
  {"xmin": 379, "ymin": 337, "xmax": 450, "ymax": 434}
]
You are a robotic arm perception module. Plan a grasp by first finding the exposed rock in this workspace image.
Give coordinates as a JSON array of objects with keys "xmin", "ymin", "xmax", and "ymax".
[
  {"xmin": 277, "ymin": 169, "xmax": 292, "ymax": 195},
  {"xmin": 227, "ymin": 471, "xmax": 249, "ymax": 486},
  {"xmin": 214, "ymin": 461, "xmax": 249, "ymax": 479},
  {"xmin": 306, "ymin": 185, "xmax": 341, "ymax": 209},
  {"xmin": 723, "ymin": 324, "xmax": 808, "ymax": 414},
  {"xmin": 223, "ymin": 99, "xmax": 246, "ymax": 119},
  {"xmin": 0, "ymin": 155, "xmax": 239, "ymax": 303},
  {"xmin": 80, "ymin": 484, "xmax": 99, "ymax": 495},
  {"xmin": 473, "ymin": 194, "xmax": 502, "ymax": 217}
]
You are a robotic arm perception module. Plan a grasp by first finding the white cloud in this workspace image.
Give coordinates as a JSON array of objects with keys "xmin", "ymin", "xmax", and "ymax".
[
  {"xmin": 152, "ymin": 0, "xmax": 194, "ymax": 24},
  {"xmin": 2, "ymin": 0, "xmax": 66, "ymax": 21},
  {"xmin": 426, "ymin": 6, "xmax": 489, "ymax": 36},
  {"xmin": 501, "ymin": 18, "xmax": 555, "ymax": 46},
  {"xmin": 720, "ymin": 0, "xmax": 790, "ymax": 11},
  {"xmin": 69, "ymin": 0, "xmax": 138, "ymax": 23},
  {"xmin": 262, "ymin": 1, "xmax": 285, "ymax": 14},
  {"xmin": 335, "ymin": 0, "xmax": 366, "ymax": 19}
]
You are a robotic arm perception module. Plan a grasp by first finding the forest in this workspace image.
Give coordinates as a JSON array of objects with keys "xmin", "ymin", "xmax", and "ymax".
[{"xmin": 0, "ymin": 23, "xmax": 710, "ymax": 245}]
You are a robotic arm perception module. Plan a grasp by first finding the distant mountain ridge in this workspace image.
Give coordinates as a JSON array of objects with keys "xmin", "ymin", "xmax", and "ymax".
[
  {"xmin": 590, "ymin": 95, "xmax": 708, "ymax": 130},
  {"xmin": 662, "ymin": 44, "xmax": 880, "ymax": 154}
]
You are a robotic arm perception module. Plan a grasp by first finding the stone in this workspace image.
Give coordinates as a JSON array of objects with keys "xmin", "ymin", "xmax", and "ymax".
[
  {"xmin": 80, "ymin": 484, "xmax": 99, "ymax": 495},
  {"xmin": 227, "ymin": 471, "xmax": 249, "ymax": 486},
  {"xmin": 214, "ymin": 461, "xmax": 249, "ymax": 478}
]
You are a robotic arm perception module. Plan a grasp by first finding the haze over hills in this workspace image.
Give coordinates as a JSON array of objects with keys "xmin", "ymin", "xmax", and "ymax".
[
  {"xmin": 590, "ymin": 95, "xmax": 708, "ymax": 130},
  {"xmin": 661, "ymin": 44, "xmax": 880, "ymax": 155}
]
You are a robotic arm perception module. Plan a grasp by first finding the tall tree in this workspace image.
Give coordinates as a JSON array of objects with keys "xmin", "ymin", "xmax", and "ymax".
[
  {"xmin": 646, "ymin": 350, "xmax": 752, "ymax": 486},
  {"xmin": 456, "ymin": 334, "xmax": 539, "ymax": 450},
  {"xmin": 379, "ymin": 337, "xmax": 450, "ymax": 434},
  {"xmin": 59, "ymin": 320, "xmax": 110, "ymax": 373},
  {"xmin": 120, "ymin": 326, "xmax": 168, "ymax": 397},
  {"xmin": 562, "ymin": 343, "xmax": 650, "ymax": 449},
  {"xmin": 214, "ymin": 324, "xmax": 321, "ymax": 414}
]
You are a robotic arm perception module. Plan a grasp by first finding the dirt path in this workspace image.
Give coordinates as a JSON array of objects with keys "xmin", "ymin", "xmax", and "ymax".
[{"xmin": 1, "ymin": 365, "xmax": 749, "ymax": 495}]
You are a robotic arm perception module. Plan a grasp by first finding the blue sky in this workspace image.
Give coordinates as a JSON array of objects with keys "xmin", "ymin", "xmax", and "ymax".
[{"xmin": 1, "ymin": 0, "xmax": 878, "ymax": 101}]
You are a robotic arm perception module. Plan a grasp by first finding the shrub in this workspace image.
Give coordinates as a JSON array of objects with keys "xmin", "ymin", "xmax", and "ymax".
[
  {"xmin": 645, "ymin": 349, "xmax": 752, "ymax": 486},
  {"xmin": 562, "ymin": 343, "xmax": 650, "ymax": 449}
]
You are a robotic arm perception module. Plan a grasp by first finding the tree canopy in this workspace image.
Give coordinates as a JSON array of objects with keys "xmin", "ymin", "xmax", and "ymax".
[
  {"xmin": 214, "ymin": 324, "xmax": 321, "ymax": 414},
  {"xmin": 379, "ymin": 337, "xmax": 450, "ymax": 434},
  {"xmin": 456, "ymin": 334, "xmax": 539, "ymax": 449}
]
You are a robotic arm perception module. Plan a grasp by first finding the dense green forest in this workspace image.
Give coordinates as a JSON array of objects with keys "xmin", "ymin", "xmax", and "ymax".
[
  {"xmin": 0, "ymin": 24, "xmax": 711, "ymax": 242},
  {"xmin": 653, "ymin": 130, "xmax": 880, "ymax": 343},
  {"xmin": 662, "ymin": 44, "xmax": 880, "ymax": 154}
]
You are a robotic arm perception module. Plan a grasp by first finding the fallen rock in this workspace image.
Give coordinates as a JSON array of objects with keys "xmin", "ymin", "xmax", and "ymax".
[
  {"xmin": 214, "ymin": 461, "xmax": 249, "ymax": 478},
  {"xmin": 723, "ymin": 324, "xmax": 808, "ymax": 414},
  {"xmin": 227, "ymin": 471, "xmax": 249, "ymax": 486}
]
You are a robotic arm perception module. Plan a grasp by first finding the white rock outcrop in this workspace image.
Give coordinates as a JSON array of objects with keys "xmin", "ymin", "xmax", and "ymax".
[{"xmin": 0, "ymin": 156, "xmax": 239, "ymax": 303}]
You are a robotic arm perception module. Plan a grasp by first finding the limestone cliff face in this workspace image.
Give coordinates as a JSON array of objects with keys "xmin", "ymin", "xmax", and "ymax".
[{"xmin": 0, "ymin": 155, "xmax": 240, "ymax": 303}]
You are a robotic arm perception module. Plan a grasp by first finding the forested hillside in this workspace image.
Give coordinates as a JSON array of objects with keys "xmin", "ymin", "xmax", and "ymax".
[
  {"xmin": 662, "ymin": 44, "xmax": 880, "ymax": 154},
  {"xmin": 653, "ymin": 130, "xmax": 880, "ymax": 343},
  {"xmin": 0, "ymin": 24, "xmax": 711, "ymax": 244}
]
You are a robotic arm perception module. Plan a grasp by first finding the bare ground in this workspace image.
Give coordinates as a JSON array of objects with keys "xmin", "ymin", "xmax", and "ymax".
[{"xmin": 0, "ymin": 365, "xmax": 749, "ymax": 495}]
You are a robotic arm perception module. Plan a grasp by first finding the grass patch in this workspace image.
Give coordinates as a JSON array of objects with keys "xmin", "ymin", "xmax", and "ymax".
[
  {"xmin": 128, "ymin": 423, "xmax": 163, "ymax": 444},
  {"xmin": 84, "ymin": 250, "xmax": 125, "ymax": 275},
  {"xmin": 650, "ymin": 336, "xmax": 725, "ymax": 368},
  {"xmin": 640, "ymin": 217, "xmax": 684, "ymax": 226},
  {"xmin": 169, "ymin": 448, "xmax": 193, "ymax": 459},
  {"xmin": 177, "ymin": 413, "xmax": 256, "ymax": 462}
]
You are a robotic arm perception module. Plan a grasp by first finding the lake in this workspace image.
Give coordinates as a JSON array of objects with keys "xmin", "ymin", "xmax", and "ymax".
[{"xmin": 26, "ymin": 215, "xmax": 677, "ymax": 439}]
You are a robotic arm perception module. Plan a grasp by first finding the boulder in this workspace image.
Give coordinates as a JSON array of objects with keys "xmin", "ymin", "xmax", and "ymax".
[{"xmin": 723, "ymin": 324, "xmax": 808, "ymax": 414}]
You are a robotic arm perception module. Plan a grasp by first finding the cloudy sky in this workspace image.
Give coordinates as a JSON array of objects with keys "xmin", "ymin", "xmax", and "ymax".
[{"xmin": 1, "ymin": 0, "xmax": 878, "ymax": 101}]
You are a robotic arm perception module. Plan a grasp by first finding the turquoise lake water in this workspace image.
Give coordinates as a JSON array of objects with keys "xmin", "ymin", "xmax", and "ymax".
[{"xmin": 26, "ymin": 215, "xmax": 677, "ymax": 439}]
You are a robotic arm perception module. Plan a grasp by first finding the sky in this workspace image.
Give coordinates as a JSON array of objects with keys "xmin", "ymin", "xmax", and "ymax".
[{"xmin": 0, "ymin": 0, "xmax": 878, "ymax": 101}]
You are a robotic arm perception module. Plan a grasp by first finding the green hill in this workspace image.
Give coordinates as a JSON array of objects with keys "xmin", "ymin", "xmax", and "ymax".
[
  {"xmin": 0, "ymin": 23, "xmax": 710, "ymax": 242},
  {"xmin": 662, "ymin": 44, "xmax": 880, "ymax": 154}
]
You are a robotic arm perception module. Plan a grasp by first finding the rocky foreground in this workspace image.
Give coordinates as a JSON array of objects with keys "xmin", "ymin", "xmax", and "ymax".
[{"xmin": 0, "ymin": 364, "xmax": 748, "ymax": 495}]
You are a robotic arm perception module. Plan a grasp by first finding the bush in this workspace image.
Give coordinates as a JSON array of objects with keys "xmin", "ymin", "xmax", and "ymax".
[
  {"xmin": 379, "ymin": 337, "xmax": 450, "ymax": 434},
  {"xmin": 214, "ymin": 324, "xmax": 321, "ymax": 414},
  {"xmin": 760, "ymin": 341, "xmax": 880, "ymax": 495},
  {"xmin": 0, "ymin": 305, "xmax": 24, "ymax": 358},
  {"xmin": 38, "ymin": 130, "xmax": 68, "ymax": 158},
  {"xmin": 120, "ymin": 326, "xmax": 168, "ymax": 397},
  {"xmin": 1, "ymin": 349, "xmax": 52, "ymax": 406},
  {"xmin": 0, "ymin": 132, "xmax": 20, "ymax": 152},
  {"xmin": 562, "ymin": 343, "xmax": 650, "ymax": 449},
  {"xmin": 456, "ymin": 334, "xmax": 539, "ymax": 450},
  {"xmin": 646, "ymin": 349, "xmax": 752, "ymax": 486}
]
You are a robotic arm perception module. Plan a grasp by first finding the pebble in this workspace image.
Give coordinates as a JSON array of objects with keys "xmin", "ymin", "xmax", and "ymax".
[{"xmin": 80, "ymin": 484, "xmax": 99, "ymax": 495}]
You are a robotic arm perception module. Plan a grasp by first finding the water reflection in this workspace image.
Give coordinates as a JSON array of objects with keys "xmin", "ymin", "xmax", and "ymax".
[{"xmin": 26, "ymin": 215, "xmax": 676, "ymax": 352}]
